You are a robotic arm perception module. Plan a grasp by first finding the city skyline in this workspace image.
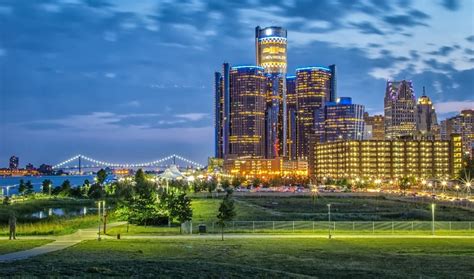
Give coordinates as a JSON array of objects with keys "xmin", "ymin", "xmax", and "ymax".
[{"xmin": 1, "ymin": 0, "xmax": 473, "ymax": 165}]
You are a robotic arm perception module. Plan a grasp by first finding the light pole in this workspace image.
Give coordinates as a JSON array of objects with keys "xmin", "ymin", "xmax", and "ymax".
[
  {"xmin": 431, "ymin": 203, "xmax": 435, "ymax": 236},
  {"xmin": 327, "ymin": 204, "xmax": 332, "ymax": 239},
  {"xmin": 97, "ymin": 201, "xmax": 102, "ymax": 241},
  {"xmin": 455, "ymin": 185, "xmax": 460, "ymax": 199}
]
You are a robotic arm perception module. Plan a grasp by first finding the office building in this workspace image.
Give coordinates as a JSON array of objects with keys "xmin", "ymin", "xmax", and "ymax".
[
  {"xmin": 215, "ymin": 63, "xmax": 230, "ymax": 159},
  {"xmin": 309, "ymin": 134, "xmax": 463, "ymax": 181},
  {"xmin": 286, "ymin": 76, "xmax": 297, "ymax": 160},
  {"xmin": 384, "ymin": 80, "xmax": 417, "ymax": 139},
  {"xmin": 255, "ymin": 26, "xmax": 287, "ymax": 74},
  {"xmin": 416, "ymin": 87, "xmax": 438, "ymax": 139},
  {"xmin": 364, "ymin": 113, "xmax": 384, "ymax": 140},
  {"xmin": 296, "ymin": 66, "xmax": 332, "ymax": 159},
  {"xmin": 316, "ymin": 97, "xmax": 365, "ymax": 142},
  {"xmin": 440, "ymin": 109, "xmax": 474, "ymax": 157},
  {"xmin": 224, "ymin": 157, "xmax": 308, "ymax": 179}
]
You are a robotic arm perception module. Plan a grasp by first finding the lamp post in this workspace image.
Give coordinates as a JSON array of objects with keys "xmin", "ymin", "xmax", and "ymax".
[
  {"xmin": 97, "ymin": 201, "xmax": 102, "ymax": 241},
  {"xmin": 455, "ymin": 185, "xmax": 460, "ymax": 199},
  {"xmin": 327, "ymin": 204, "xmax": 332, "ymax": 239},
  {"xmin": 431, "ymin": 203, "xmax": 435, "ymax": 236}
]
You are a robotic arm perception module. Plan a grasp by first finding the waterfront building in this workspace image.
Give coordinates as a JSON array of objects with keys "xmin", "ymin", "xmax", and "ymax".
[
  {"xmin": 364, "ymin": 113, "xmax": 384, "ymax": 140},
  {"xmin": 25, "ymin": 163, "xmax": 35, "ymax": 171},
  {"xmin": 308, "ymin": 134, "xmax": 463, "ymax": 181},
  {"xmin": 316, "ymin": 97, "xmax": 365, "ymax": 142},
  {"xmin": 227, "ymin": 66, "xmax": 267, "ymax": 158},
  {"xmin": 384, "ymin": 80, "xmax": 417, "ymax": 139},
  {"xmin": 440, "ymin": 109, "xmax": 474, "ymax": 157},
  {"xmin": 255, "ymin": 26, "xmax": 287, "ymax": 74},
  {"xmin": 214, "ymin": 63, "xmax": 230, "ymax": 159},
  {"xmin": 9, "ymin": 156, "xmax": 19, "ymax": 170},
  {"xmin": 296, "ymin": 66, "xmax": 332, "ymax": 159},
  {"xmin": 415, "ymin": 87, "xmax": 438, "ymax": 139}
]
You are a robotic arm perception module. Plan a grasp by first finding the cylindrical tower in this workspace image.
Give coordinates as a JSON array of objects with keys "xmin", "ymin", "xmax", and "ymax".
[
  {"xmin": 255, "ymin": 26, "xmax": 288, "ymax": 74},
  {"xmin": 228, "ymin": 66, "xmax": 267, "ymax": 158}
]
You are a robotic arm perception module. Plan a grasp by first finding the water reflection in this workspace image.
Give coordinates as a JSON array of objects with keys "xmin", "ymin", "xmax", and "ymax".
[{"xmin": 30, "ymin": 206, "xmax": 94, "ymax": 219}]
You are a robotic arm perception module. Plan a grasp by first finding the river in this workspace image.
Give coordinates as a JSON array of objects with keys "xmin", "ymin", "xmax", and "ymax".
[{"xmin": 0, "ymin": 175, "xmax": 95, "ymax": 196}]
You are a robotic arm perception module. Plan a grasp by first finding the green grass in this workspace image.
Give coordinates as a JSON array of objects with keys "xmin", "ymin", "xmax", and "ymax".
[
  {"xmin": 0, "ymin": 239, "xmax": 53, "ymax": 255},
  {"xmin": 0, "ymin": 238, "xmax": 472, "ymax": 277}
]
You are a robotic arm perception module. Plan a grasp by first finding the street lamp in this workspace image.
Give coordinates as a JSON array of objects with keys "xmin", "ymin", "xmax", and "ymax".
[
  {"xmin": 327, "ymin": 204, "xmax": 332, "ymax": 239},
  {"xmin": 441, "ymin": 180, "xmax": 447, "ymax": 193},
  {"xmin": 455, "ymin": 185, "xmax": 460, "ymax": 199},
  {"xmin": 97, "ymin": 201, "xmax": 102, "ymax": 241},
  {"xmin": 431, "ymin": 203, "xmax": 435, "ymax": 236}
]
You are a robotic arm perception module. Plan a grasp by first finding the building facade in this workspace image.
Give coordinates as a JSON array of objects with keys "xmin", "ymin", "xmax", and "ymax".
[
  {"xmin": 309, "ymin": 134, "xmax": 463, "ymax": 181},
  {"xmin": 295, "ymin": 66, "xmax": 332, "ymax": 159},
  {"xmin": 415, "ymin": 87, "xmax": 438, "ymax": 139},
  {"xmin": 364, "ymin": 113, "xmax": 384, "ymax": 140},
  {"xmin": 286, "ymin": 75, "xmax": 297, "ymax": 160},
  {"xmin": 440, "ymin": 109, "xmax": 474, "ymax": 158},
  {"xmin": 9, "ymin": 156, "xmax": 19, "ymax": 170},
  {"xmin": 316, "ymin": 97, "xmax": 365, "ymax": 142},
  {"xmin": 224, "ymin": 157, "xmax": 308, "ymax": 179},
  {"xmin": 384, "ymin": 80, "xmax": 417, "ymax": 139}
]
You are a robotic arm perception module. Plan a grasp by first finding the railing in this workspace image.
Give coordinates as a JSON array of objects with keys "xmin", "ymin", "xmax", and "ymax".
[{"xmin": 190, "ymin": 221, "xmax": 474, "ymax": 234}]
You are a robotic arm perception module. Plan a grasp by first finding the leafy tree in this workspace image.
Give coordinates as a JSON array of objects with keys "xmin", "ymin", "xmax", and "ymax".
[
  {"xmin": 217, "ymin": 189, "xmax": 236, "ymax": 241},
  {"xmin": 42, "ymin": 179, "xmax": 52, "ymax": 195},
  {"xmin": 134, "ymin": 169, "xmax": 146, "ymax": 185},
  {"xmin": 18, "ymin": 180, "xmax": 26, "ymax": 195},
  {"xmin": 166, "ymin": 192, "xmax": 193, "ymax": 233},
  {"xmin": 25, "ymin": 180, "xmax": 34, "ymax": 195},
  {"xmin": 231, "ymin": 176, "xmax": 243, "ymax": 188},
  {"xmin": 96, "ymin": 169, "xmax": 107, "ymax": 185},
  {"xmin": 206, "ymin": 178, "xmax": 217, "ymax": 194},
  {"xmin": 399, "ymin": 177, "xmax": 412, "ymax": 193},
  {"xmin": 87, "ymin": 184, "xmax": 105, "ymax": 200},
  {"xmin": 59, "ymin": 180, "xmax": 72, "ymax": 196},
  {"xmin": 220, "ymin": 179, "xmax": 231, "ymax": 190}
]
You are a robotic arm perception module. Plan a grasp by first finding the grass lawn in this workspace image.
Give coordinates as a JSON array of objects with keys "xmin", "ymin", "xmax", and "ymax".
[
  {"xmin": 0, "ymin": 239, "xmax": 53, "ymax": 255},
  {"xmin": 0, "ymin": 238, "xmax": 472, "ymax": 278}
]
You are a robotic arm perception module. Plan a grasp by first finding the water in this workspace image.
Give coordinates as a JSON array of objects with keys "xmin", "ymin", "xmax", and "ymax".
[
  {"xmin": 0, "ymin": 175, "xmax": 95, "ymax": 196},
  {"xmin": 30, "ymin": 206, "xmax": 96, "ymax": 219}
]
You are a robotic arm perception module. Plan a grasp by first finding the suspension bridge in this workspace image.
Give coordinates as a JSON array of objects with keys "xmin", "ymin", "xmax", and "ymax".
[{"xmin": 52, "ymin": 154, "xmax": 205, "ymax": 171}]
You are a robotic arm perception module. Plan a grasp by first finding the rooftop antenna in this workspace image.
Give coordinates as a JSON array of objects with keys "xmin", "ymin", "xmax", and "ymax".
[{"xmin": 423, "ymin": 86, "xmax": 426, "ymax": 97}]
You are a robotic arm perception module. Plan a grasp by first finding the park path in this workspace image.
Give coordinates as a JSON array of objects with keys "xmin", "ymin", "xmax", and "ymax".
[{"xmin": 0, "ymin": 222, "xmax": 126, "ymax": 262}]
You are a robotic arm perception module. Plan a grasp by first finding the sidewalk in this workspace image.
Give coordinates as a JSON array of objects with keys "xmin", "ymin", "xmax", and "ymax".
[{"xmin": 0, "ymin": 222, "xmax": 126, "ymax": 262}]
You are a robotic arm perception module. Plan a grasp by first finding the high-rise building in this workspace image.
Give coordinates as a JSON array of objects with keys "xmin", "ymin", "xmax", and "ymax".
[
  {"xmin": 214, "ymin": 63, "xmax": 231, "ymax": 159},
  {"xmin": 440, "ymin": 109, "xmax": 474, "ymax": 157},
  {"xmin": 256, "ymin": 26, "xmax": 288, "ymax": 158},
  {"xmin": 286, "ymin": 76, "xmax": 297, "ymax": 160},
  {"xmin": 384, "ymin": 80, "xmax": 417, "ymax": 139},
  {"xmin": 296, "ymin": 66, "xmax": 332, "ymax": 159},
  {"xmin": 227, "ymin": 66, "xmax": 267, "ymax": 158},
  {"xmin": 328, "ymin": 64, "xmax": 337, "ymax": 102},
  {"xmin": 316, "ymin": 97, "xmax": 365, "ymax": 142},
  {"xmin": 415, "ymin": 87, "xmax": 438, "ymax": 139},
  {"xmin": 255, "ymin": 26, "xmax": 287, "ymax": 74},
  {"xmin": 9, "ymin": 156, "xmax": 19, "ymax": 170},
  {"xmin": 364, "ymin": 113, "xmax": 384, "ymax": 140}
]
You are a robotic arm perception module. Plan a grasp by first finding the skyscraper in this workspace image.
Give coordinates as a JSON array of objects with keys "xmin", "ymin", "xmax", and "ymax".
[
  {"xmin": 286, "ymin": 76, "xmax": 297, "ymax": 160},
  {"xmin": 440, "ymin": 109, "xmax": 474, "ymax": 158},
  {"xmin": 317, "ymin": 97, "xmax": 365, "ymax": 142},
  {"xmin": 227, "ymin": 66, "xmax": 267, "ymax": 158},
  {"xmin": 214, "ymin": 63, "xmax": 231, "ymax": 159},
  {"xmin": 255, "ymin": 26, "xmax": 288, "ymax": 158},
  {"xmin": 415, "ymin": 87, "xmax": 438, "ymax": 139},
  {"xmin": 296, "ymin": 66, "xmax": 332, "ymax": 159},
  {"xmin": 9, "ymin": 156, "xmax": 19, "ymax": 169},
  {"xmin": 384, "ymin": 80, "xmax": 417, "ymax": 139}
]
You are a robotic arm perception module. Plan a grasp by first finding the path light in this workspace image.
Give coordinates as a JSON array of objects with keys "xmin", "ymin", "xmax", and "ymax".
[
  {"xmin": 327, "ymin": 204, "xmax": 332, "ymax": 239},
  {"xmin": 431, "ymin": 203, "xmax": 435, "ymax": 236}
]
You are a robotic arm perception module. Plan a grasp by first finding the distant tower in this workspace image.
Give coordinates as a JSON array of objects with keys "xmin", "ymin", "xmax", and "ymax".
[
  {"xmin": 384, "ymin": 80, "xmax": 417, "ymax": 139},
  {"xmin": 214, "ymin": 63, "xmax": 231, "ymax": 158},
  {"xmin": 286, "ymin": 76, "xmax": 297, "ymax": 160},
  {"xmin": 255, "ymin": 26, "xmax": 288, "ymax": 158},
  {"xmin": 416, "ymin": 86, "xmax": 438, "ymax": 139},
  {"xmin": 9, "ymin": 156, "xmax": 19, "ymax": 170}
]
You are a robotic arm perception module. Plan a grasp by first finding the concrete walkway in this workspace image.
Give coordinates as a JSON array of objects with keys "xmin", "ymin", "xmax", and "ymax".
[{"xmin": 0, "ymin": 222, "xmax": 126, "ymax": 262}]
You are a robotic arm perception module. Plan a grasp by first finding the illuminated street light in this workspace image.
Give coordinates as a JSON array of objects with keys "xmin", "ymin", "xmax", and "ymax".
[
  {"xmin": 327, "ymin": 204, "xmax": 332, "ymax": 239},
  {"xmin": 431, "ymin": 203, "xmax": 435, "ymax": 236}
]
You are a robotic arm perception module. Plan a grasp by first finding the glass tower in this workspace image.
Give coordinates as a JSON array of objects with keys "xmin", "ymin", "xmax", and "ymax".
[{"xmin": 384, "ymin": 80, "xmax": 417, "ymax": 139}]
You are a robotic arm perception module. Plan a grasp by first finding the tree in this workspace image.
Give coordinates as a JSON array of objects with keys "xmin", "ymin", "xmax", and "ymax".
[
  {"xmin": 134, "ymin": 169, "xmax": 146, "ymax": 185},
  {"xmin": 25, "ymin": 180, "xmax": 34, "ymax": 195},
  {"xmin": 18, "ymin": 180, "xmax": 26, "ymax": 195},
  {"xmin": 167, "ymin": 192, "xmax": 193, "ymax": 233},
  {"xmin": 217, "ymin": 189, "xmax": 236, "ymax": 241},
  {"xmin": 458, "ymin": 156, "xmax": 474, "ymax": 180},
  {"xmin": 59, "ymin": 180, "xmax": 72, "ymax": 196},
  {"xmin": 399, "ymin": 177, "xmax": 412, "ymax": 193},
  {"xmin": 96, "ymin": 169, "xmax": 107, "ymax": 185},
  {"xmin": 42, "ymin": 179, "xmax": 52, "ymax": 195},
  {"xmin": 206, "ymin": 178, "xmax": 217, "ymax": 195}
]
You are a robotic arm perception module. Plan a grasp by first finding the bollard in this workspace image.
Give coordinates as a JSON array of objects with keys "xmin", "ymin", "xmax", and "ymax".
[
  {"xmin": 372, "ymin": 222, "xmax": 375, "ymax": 234},
  {"xmin": 273, "ymin": 221, "xmax": 275, "ymax": 231}
]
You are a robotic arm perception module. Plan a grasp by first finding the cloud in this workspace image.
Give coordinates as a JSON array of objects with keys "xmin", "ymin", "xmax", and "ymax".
[
  {"xmin": 350, "ymin": 22, "xmax": 384, "ymax": 35},
  {"xmin": 175, "ymin": 113, "xmax": 208, "ymax": 121},
  {"xmin": 440, "ymin": 0, "xmax": 460, "ymax": 11},
  {"xmin": 434, "ymin": 101, "xmax": 474, "ymax": 113},
  {"xmin": 383, "ymin": 14, "xmax": 429, "ymax": 27},
  {"xmin": 0, "ymin": 48, "xmax": 6, "ymax": 57},
  {"xmin": 466, "ymin": 36, "xmax": 474, "ymax": 43},
  {"xmin": 105, "ymin": 72, "xmax": 116, "ymax": 79},
  {"xmin": 428, "ymin": 46, "xmax": 455, "ymax": 56}
]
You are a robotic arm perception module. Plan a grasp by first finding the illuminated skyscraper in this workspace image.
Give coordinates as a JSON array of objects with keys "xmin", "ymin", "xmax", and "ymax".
[
  {"xmin": 286, "ymin": 76, "xmax": 297, "ymax": 160},
  {"xmin": 228, "ymin": 66, "xmax": 267, "ymax": 158},
  {"xmin": 214, "ymin": 63, "xmax": 230, "ymax": 158},
  {"xmin": 316, "ymin": 97, "xmax": 365, "ymax": 142},
  {"xmin": 364, "ymin": 113, "xmax": 385, "ymax": 140},
  {"xmin": 441, "ymin": 109, "xmax": 474, "ymax": 157},
  {"xmin": 384, "ymin": 80, "xmax": 417, "ymax": 139},
  {"xmin": 255, "ymin": 26, "xmax": 288, "ymax": 158},
  {"xmin": 9, "ymin": 156, "xmax": 19, "ymax": 170},
  {"xmin": 255, "ymin": 26, "xmax": 287, "ymax": 74},
  {"xmin": 416, "ymin": 87, "xmax": 438, "ymax": 139},
  {"xmin": 296, "ymin": 66, "xmax": 332, "ymax": 159}
]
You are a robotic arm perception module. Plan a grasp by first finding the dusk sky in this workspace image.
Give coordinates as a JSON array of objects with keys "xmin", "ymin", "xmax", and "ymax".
[{"xmin": 0, "ymin": 0, "xmax": 473, "ymax": 167}]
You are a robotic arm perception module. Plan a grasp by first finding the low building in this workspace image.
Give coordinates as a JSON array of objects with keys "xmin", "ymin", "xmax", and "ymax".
[
  {"xmin": 224, "ymin": 157, "xmax": 307, "ymax": 179},
  {"xmin": 308, "ymin": 134, "xmax": 462, "ymax": 181}
]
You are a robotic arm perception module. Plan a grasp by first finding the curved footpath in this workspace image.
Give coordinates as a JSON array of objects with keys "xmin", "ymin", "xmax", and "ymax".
[{"xmin": 0, "ymin": 222, "xmax": 126, "ymax": 262}]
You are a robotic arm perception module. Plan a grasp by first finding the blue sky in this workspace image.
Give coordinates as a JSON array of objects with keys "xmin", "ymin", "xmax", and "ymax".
[{"xmin": 0, "ymin": 0, "xmax": 473, "ymax": 167}]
